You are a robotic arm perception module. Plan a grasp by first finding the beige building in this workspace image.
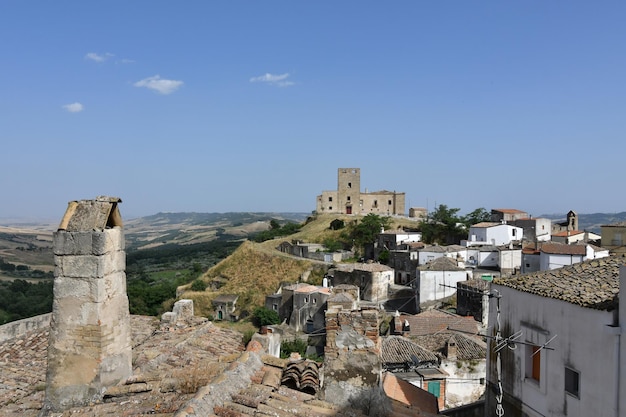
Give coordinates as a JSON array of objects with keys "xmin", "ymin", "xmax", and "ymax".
[
  {"xmin": 601, "ymin": 222, "xmax": 626, "ymax": 255},
  {"xmin": 316, "ymin": 168, "xmax": 405, "ymax": 215}
]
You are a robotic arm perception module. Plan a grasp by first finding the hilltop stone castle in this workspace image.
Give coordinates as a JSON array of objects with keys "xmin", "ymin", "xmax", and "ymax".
[{"xmin": 316, "ymin": 168, "xmax": 405, "ymax": 216}]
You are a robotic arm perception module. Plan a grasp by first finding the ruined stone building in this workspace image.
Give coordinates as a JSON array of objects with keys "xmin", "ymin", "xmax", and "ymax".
[{"xmin": 316, "ymin": 168, "xmax": 406, "ymax": 216}]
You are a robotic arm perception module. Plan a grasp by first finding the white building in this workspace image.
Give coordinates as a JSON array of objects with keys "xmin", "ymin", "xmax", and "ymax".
[
  {"xmin": 521, "ymin": 242, "xmax": 610, "ymax": 273},
  {"xmin": 417, "ymin": 257, "xmax": 468, "ymax": 304},
  {"xmin": 465, "ymin": 222, "xmax": 523, "ymax": 247},
  {"xmin": 485, "ymin": 256, "xmax": 626, "ymax": 417},
  {"xmin": 418, "ymin": 245, "xmax": 467, "ymax": 266}
]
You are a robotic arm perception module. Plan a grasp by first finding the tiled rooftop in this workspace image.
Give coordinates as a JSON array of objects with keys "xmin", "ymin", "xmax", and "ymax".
[
  {"xmin": 412, "ymin": 333, "xmax": 486, "ymax": 361},
  {"xmin": 471, "ymin": 222, "xmax": 500, "ymax": 228},
  {"xmin": 539, "ymin": 242, "xmax": 586, "ymax": 255},
  {"xmin": 494, "ymin": 255, "xmax": 626, "ymax": 310},
  {"xmin": 418, "ymin": 256, "xmax": 464, "ymax": 272},
  {"xmin": 381, "ymin": 336, "xmax": 439, "ymax": 365},
  {"xmin": 401, "ymin": 311, "xmax": 479, "ymax": 337},
  {"xmin": 0, "ymin": 315, "xmax": 246, "ymax": 416}
]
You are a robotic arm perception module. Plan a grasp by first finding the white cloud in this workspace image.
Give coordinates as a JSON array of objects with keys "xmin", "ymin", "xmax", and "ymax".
[
  {"xmin": 249, "ymin": 72, "xmax": 294, "ymax": 87},
  {"xmin": 133, "ymin": 75, "xmax": 184, "ymax": 95},
  {"xmin": 85, "ymin": 52, "xmax": 114, "ymax": 62},
  {"xmin": 62, "ymin": 102, "xmax": 84, "ymax": 113}
]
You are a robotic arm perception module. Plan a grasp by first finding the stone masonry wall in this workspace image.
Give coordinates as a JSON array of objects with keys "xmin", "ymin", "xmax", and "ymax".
[
  {"xmin": 323, "ymin": 306, "xmax": 389, "ymax": 414},
  {"xmin": 42, "ymin": 226, "xmax": 132, "ymax": 413}
]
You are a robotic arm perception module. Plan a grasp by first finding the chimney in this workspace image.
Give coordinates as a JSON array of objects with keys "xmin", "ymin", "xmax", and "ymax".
[
  {"xmin": 42, "ymin": 197, "xmax": 132, "ymax": 413},
  {"xmin": 447, "ymin": 337, "xmax": 458, "ymax": 360}
]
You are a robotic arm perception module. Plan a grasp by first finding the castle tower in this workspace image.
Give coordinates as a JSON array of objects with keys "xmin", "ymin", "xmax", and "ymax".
[
  {"xmin": 337, "ymin": 168, "xmax": 360, "ymax": 215},
  {"xmin": 42, "ymin": 196, "xmax": 132, "ymax": 413}
]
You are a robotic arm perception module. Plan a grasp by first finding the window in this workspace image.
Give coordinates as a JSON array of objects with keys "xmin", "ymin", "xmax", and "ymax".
[
  {"xmin": 388, "ymin": 200, "xmax": 392, "ymax": 205},
  {"xmin": 374, "ymin": 200, "xmax": 378, "ymax": 207},
  {"xmin": 512, "ymin": 229, "xmax": 517, "ymax": 237},
  {"xmin": 328, "ymin": 196, "xmax": 332, "ymax": 202},
  {"xmin": 272, "ymin": 303, "xmax": 278, "ymax": 311},
  {"xmin": 348, "ymin": 182, "xmax": 352, "ymax": 188},
  {"xmin": 304, "ymin": 296, "xmax": 309, "ymax": 303},
  {"xmin": 329, "ymin": 206, "xmax": 332, "ymax": 210},
  {"xmin": 525, "ymin": 344, "xmax": 541, "ymax": 382},
  {"xmin": 565, "ymin": 367, "xmax": 580, "ymax": 398},
  {"xmin": 312, "ymin": 297, "xmax": 317, "ymax": 304},
  {"xmin": 347, "ymin": 196, "xmax": 351, "ymax": 201}
]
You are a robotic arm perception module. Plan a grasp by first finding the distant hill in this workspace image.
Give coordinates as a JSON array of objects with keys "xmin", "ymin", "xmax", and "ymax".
[
  {"xmin": 539, "ymin": 212, "xmax": 626, "ymax": 234},
  {"xmin": 124, "ymin": 212, "xmax": 309, "ymax": 250},
  {"xmin": 0, "ymin": 212, "xmax": 309, "ymax": 278}
]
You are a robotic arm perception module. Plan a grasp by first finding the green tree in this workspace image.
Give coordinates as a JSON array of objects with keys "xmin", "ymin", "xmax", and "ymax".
[
  {"xmin": 350, "ymin": 214, "xmax": 391, "ymax": 255},
  {"xmin": 323, "ymin": 238, "xmax": 343, "ymax": 252},
  {"xmin": 421, "ymin": 204, "xmax": 465, "ymax": 244},
  {"xmin": 252, "ymin": 306, "xmax": 280, "ymax": 327},
  {"xmin": 461, "ymin": 207, "xmax": 491, "ymax": 228}
]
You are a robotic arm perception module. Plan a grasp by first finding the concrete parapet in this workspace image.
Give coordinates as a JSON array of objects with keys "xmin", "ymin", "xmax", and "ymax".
[{"xmin": 0, "ymin": 313, "xmax": 51, "ymax": 343}]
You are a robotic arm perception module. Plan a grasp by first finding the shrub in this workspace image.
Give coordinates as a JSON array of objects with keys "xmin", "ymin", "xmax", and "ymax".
[
  {"xmin": 190, "ymin": 279, "xmax": 207, "ymax": 292},
  {"xmin": 280, "ymin": 337, "xmax": 308, "ymax": 359},
  {"xmin": 252, "ymin": 307, "xmax": 280, "ymax": 327}
]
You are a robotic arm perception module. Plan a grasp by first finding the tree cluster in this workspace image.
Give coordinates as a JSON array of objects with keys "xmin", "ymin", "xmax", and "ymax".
[
  {"xmin": 252, "ymin": 220, "xmax": 302, "ymax": 242},
  {"xmin": 0, "ymin": 279, "xmax": 53, "ymax": 325},
  {"xmin": 420, "ymin": 205, "xmax": 491, "ymax": 244}
]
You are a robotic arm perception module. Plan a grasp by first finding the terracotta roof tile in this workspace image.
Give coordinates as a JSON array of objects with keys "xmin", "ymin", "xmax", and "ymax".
[
  {"xmin": 539, "ymin": 243, "xmax": 586, "ymax": 255},
  {"xmin": 401, "ymin": 311, "xmax": 479, "ymax": 337},
  {"xmin": 494, "ymin": 255, "xmax": 626, "ymax": 310},
  {"xmin": 381, "ymin": 336, "xmax": 439, "ymax": 365}
]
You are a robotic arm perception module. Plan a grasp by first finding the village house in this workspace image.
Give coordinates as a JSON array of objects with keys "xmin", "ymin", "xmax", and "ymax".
[
  {"xmin": 551, "ymin": 229, "xmax": 601, "ymax": 245},
  {"xmin": 464, "ymin": 222, "xmax": 523, "ymax": 247},
  {"xmin": 601, "ymin": 221, "xmax": 626, "ymax": 255},
  {"xmin": 485, "ymin": 255, "xmax": 626, "ymax": 417},
  {"xmin": 376, "ymin": 228, "xmax": 422, "ymax": 252},
  {"xmin": 265, "ymin": 283, "xmax": 330, "ymax": 333},
  {"xmin": 417, "ymin": 257, "xmax": 468, "ymax": 305},
  {"xmin": 456, "ymin": 278, "xmax": 491, "ymax": 324},
  {"xmin": 509, "ymin": 216, "xmax": 552, "ymax": 243},
  {"xmin": 391, "ymin": 310, "xmax": 487, "ymax": 410},
  {"xmin": 380, "ymin": 335, "xmax": 447, "ymax": 410},
  {"xmin": 329, "ymin": 262, "xmax": 393, "ymax": 303},
  {"xmin": 520, "ymin": 242, "xmax": 610, "ymax": 273},
  {"xmin": 491, "ymin": 208, "xmax": 529, "ymax": 222},
  {"xmin": 417, "ymin": 244, "xmax": 466, "ymax": 266},
  {"xmin": 212, "ymin": 294, "xmax": 239, "ymax": 321},
  {"xmin": 316, "ymin": 167, "xmax": 405, "ymax": 215}
]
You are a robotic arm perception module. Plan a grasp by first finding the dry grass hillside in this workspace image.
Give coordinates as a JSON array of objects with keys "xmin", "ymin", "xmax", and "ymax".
[{"xmin": 179, "ymin": 213, "xmax": 422, "ymax": 318}]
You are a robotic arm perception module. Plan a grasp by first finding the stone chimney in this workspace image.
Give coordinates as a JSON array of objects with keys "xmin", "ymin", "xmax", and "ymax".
[{"xmin": 41, "ymin": 196, "xmax": 132, "ymax": 414}]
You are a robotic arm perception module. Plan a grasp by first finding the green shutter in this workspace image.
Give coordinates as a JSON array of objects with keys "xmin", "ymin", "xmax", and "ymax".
[{"xmin": 427, "ymin": 381, "xmax": 440, "ymax": 397}]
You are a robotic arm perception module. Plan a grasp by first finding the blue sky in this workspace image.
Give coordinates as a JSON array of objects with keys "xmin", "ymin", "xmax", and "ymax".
[{"xmin": 2, "ymin": 1, "xmax": 625, "ymax": 221}]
